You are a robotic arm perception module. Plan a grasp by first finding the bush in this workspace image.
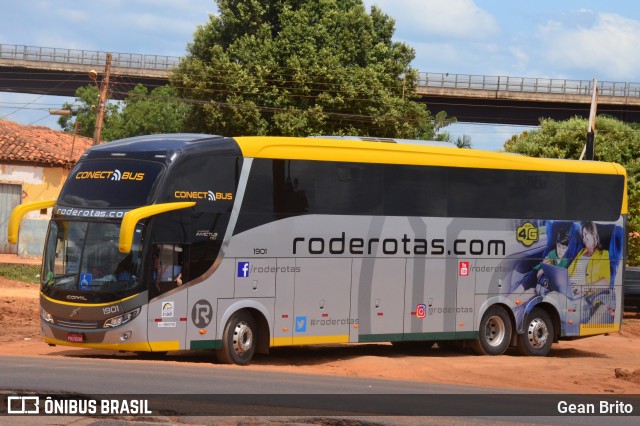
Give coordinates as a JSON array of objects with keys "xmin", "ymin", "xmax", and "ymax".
[{"xmin": 0, "ymin": 264, "xmax": 41, "ymax": 284}]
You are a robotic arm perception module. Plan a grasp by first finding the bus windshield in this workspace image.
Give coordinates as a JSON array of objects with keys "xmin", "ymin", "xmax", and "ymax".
[{"xmin": 42, "ymin": 220, "xmax": 145, "ymax": 299}]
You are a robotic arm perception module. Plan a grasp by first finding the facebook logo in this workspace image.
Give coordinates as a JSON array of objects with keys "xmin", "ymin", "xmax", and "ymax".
[
  {"xmin": 295, "ymin": 316, "xmax": 307, "ymax": 333},
  {"xmin": 237, "ymin": 262, "xmax": 250, "ymax": 278}
]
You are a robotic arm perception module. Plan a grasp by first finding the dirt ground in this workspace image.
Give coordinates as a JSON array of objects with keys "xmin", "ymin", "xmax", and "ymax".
[{"xmin": 1, "ymin": 275, "xmax": 640, "ymax": 394}]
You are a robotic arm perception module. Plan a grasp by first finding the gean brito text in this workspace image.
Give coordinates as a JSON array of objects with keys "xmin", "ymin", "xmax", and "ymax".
[{"xmin": 292, "ymin": 232, "xmax": 506, "ymax": 256}]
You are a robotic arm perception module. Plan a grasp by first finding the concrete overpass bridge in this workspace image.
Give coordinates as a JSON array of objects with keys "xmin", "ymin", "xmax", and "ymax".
[{"xmin": 2, "ymin": 43, "xmax": 640, "ymax": 125}]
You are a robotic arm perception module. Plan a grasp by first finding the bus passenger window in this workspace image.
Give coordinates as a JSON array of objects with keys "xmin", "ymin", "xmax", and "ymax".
[{"xmin": 152, "ymin": 244, "xmax": 185, "ymax": 295}]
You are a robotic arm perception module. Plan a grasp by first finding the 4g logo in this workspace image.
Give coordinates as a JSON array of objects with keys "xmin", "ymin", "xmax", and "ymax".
[{"xmin": 516, "ymin": 222, "xmax": 539, "ymax": 247}]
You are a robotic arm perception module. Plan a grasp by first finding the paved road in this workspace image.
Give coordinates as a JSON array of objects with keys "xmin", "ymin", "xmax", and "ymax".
[{"xmin": 1, "ymin": 354, "xmax": 639, "ymax": 424}]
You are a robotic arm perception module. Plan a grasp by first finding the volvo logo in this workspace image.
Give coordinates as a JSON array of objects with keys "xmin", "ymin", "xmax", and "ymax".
[{"xmin": 69, "ymin": 306, "xmax": 82, "ymax": 318}]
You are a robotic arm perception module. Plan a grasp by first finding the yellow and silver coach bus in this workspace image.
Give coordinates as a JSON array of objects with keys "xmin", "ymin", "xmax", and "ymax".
[{"xmin": 8, "ymin": 134, "xmax": 627, "ymax": 364}]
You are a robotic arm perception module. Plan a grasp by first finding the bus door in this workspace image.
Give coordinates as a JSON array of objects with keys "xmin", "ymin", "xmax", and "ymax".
[
  {"xmin": 350, "ymin": 258, "xmax": 405, "ymax": 342},
  {"xmin": 405, "ymin": 259, "xmax": 452, "ymax": 338},
  {"xmin": 455, "ymin": 258, "xmax": 476, "ymax": 335},
  {"xmin": 293, "ymin": 258, "xmax": 351, "ymax": 345},
  {"xmin": 272, "ymin": 258, "xmax": 296, "ymax": 346},
  {"xmin": 147, "ymin": 243, "xmax": 189, "ymax": 351}
]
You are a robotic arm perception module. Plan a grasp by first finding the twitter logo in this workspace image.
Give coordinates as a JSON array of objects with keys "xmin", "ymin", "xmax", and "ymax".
[{"xmin": 295, "ymin": 316, "xmax": 307, "ymax": 332}]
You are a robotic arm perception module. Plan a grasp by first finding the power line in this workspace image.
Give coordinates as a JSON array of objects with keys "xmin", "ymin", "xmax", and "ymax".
[
  {"xmin": 0, "ymin": 105, "xmax": 51, "ymax": 111},
  {"xmin": 3, "ymin": 70, "xmax": 640, "ymax": 117},
  {"xmin": 27, "ymin": 113, "xmax": 54, "ymax": 126},
  {"xmin": 3, "ymin": 83, "xmax": 639, "ymax": 131},
  {"xmin": 2, "ymin": 75, "xmax": 640, "ymax": 135},
  {"xmin": 0, "ymin": 72, "xmax": 81, "ymax": 120}
]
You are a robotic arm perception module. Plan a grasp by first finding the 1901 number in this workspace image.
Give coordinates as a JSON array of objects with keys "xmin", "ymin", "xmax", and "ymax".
[
  {"xmin": 253, "ymin": 248, "xmax": 267, "ymax": 255},
  {"xmin": 103, "ymin": 305, "xmax": 120, "ymax": 315}
]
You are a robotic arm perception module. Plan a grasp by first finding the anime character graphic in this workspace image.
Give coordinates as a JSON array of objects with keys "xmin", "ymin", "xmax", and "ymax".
[
  {"xmin": 568, "ymin": 221, "xmax": 616, "ymax": 324},
  {"xmin": 568, "ymin": 222, "xmax": 610, "ymax": 289},
  {"xmin": 534, "ymin": 229, "xmax": 570, "ymax": 296},
  {"xmin": 509, "ymin": 220, "xmax": 623, "ymax": 334}
]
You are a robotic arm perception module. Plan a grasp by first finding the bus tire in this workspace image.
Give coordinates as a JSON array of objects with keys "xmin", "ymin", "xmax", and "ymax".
[
  {"xmin": 517, "ymin": 307, "xmax": 553, "ymax": 356},
  {"xmin": 216, "ymin": 310, "xmax": 257, "ymax": 365},
  {"xmin": 472, "ymin": 305, "xmax": 512, "ymax": 355}
]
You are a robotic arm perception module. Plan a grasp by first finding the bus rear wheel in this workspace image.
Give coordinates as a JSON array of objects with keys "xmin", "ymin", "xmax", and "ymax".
[
  {"xmin": 517, "ymin": 307, "xmax": 553, "ymax": 356},
  {"xmin": 216, "ymin": 311, "xmax": 257, "ymax": 365},
  {"xmin": 472, "ymin": 305, "xmax": 512, "ymax": 355}
]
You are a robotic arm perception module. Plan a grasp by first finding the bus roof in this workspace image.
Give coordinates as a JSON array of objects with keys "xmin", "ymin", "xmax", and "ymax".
[
  {"xmin": 235, "ymin": 136, "xmax": 627, "ymax": 177},
  {"xmin": 80, "ymin": 134, "xmax": 626, "ymax": 178},
  {"xmin": 81, "ymin": 134, "xmax": 239, "ymax": 161},
  {"xmin": 70, "ymin": 134, "xmax": 628, "ymax": 215}
]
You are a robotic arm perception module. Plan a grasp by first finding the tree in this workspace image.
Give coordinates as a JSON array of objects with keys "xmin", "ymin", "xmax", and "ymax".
[
  {"xmin": 433, "ymin": 131, "xmax": 473, "ymax": 148},
  {"xmin": 58, "ymin": 84, "xmax": 188, "ymax": 141},
  {"xmin": 504, "ymin": 116, "xmax": 640, "ymax": 265},
  {"xmin": 171, "ymin": 0, "xmax": 453, "ymax": 138},
  {"xmin": 103, "ymin": 85, "xmax": 189, "ymax": 141},
  {"xmin": 454, "ymin": 135, "xmax": 473, "ymax": 149},
  {"xmin": 57, "ymin": 85, "xmax": 118, "ymax": 139}
]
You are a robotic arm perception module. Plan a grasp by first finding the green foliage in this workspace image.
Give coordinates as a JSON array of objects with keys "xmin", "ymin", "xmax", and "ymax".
[
  {"xmin": 57, "ymin": 85, "xmax": 117, "ymax": 138},
  {"xmin": 503, "ymin": 116, "xmax": 640, "ymax": 265},
  {"xmin": 0, "ymin": 264, "xmax": 40, "ymax": 284},
  {"xmin": 171, "ymin": 0, "xmax": 453, "ymax": 138},
  {"xmin": 438, "ymin": 133, "xmax": 473, "ymax": 148},
  {"xmin": 454, "ymin": 135, "xmax": 473, "ymax": 149},
  {"xmin": 103, "ymin": 85, "xmax": 189, "ymax": 141},
  {"xmin": 58, "ymin": 84, "xmax": 188, "ymax": 141}
]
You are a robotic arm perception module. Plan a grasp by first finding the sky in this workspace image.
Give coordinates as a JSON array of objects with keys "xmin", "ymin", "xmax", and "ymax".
[{"xmin": 2, "ymin": 0, "xmax": 640, "ymax": 151}]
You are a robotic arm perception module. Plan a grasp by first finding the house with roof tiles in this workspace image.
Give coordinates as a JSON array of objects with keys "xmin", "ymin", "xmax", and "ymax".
[{"xmin": 0, "ymin": 119, "xmax": 92, "ymax": 257}]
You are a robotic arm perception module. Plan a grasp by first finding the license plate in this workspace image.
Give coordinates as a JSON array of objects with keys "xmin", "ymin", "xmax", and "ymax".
[{"xmin": 67, "ymin": 333, "xmax": 84, "ymax": 343}]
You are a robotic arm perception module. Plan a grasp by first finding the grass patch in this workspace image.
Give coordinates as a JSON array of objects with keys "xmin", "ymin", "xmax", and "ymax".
[{"xmin": 0, "ymin": 264, "xmax": 41, "ymax": 284}]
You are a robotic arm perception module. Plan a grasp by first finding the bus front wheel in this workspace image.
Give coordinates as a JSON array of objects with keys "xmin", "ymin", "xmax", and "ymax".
[
  {"xmin": 216, "ymin": 311, "xmax": 257, "ymax": 365},
  {"xmin": 517, "ymin": 307, "xmax": 553, "ymax": 356},
  {"xmin": 472, "ymin": 305, "xmax": 512, "ymax": 355}
]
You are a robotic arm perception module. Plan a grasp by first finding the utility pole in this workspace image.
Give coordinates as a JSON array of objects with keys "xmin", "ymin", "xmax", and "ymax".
[
  {"xmin": 49, "ymin": 108, "xmax": 78, "ymax": 160},
  {"xmin": 93, "ymin": 52, "xmax": 112, "ymax": 145},
  {"xmin": 580, "ymin": 78, "xmax": 598, "ymax": 160}
]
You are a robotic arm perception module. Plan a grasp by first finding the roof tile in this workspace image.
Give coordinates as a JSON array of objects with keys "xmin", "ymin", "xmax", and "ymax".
[{"xmin": 0, "ymin": 119, "xmax": 93, "ymax": 167}]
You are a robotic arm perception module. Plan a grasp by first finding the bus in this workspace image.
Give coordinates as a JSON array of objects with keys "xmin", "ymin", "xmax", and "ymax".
[{"xmin": 8, "ymin": 134, "xmax": 627, "ymax": 364}]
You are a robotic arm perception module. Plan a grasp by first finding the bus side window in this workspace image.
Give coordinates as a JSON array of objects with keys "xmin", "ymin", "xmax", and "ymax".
[{"xmin": 152, "ymin": 244, "xmax": 185, "ymax": 295}]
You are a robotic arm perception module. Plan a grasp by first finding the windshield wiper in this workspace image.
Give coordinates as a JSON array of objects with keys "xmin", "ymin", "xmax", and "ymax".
[
  {"xmin": 51, "ymin": 273, "xmax": 79, "ymax": 287},
  {"xmin": 53, "ymin": 272, "xmax": 78, "ymax": 279}
]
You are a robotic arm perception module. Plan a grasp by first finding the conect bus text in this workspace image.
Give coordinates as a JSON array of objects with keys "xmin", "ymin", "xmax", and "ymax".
[{"xmin": 292, "ymin": 232, "xmax": 506, "ymax": 256}]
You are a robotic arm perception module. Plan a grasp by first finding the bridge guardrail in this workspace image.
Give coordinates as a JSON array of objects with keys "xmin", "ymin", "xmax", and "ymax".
[
  {"xmin": 417, "ymin": 72, "xmax": 640, "ymax": 98},
  {"xmin": 0, "ymin": 44, "xmax": 180, "ymax": 71},
  {"xmin": 2, "ymin": 44, "xmax": 640, "ymax": 98}
]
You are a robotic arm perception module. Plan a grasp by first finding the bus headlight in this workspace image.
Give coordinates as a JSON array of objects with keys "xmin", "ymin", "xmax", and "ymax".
[
  {"xmin": 41, "ymin": 307, "xmax": 54, "ymax": 323},
  {"xmin": 103, "ymin": 307, "xmax": 141, "ymax": 328}
]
